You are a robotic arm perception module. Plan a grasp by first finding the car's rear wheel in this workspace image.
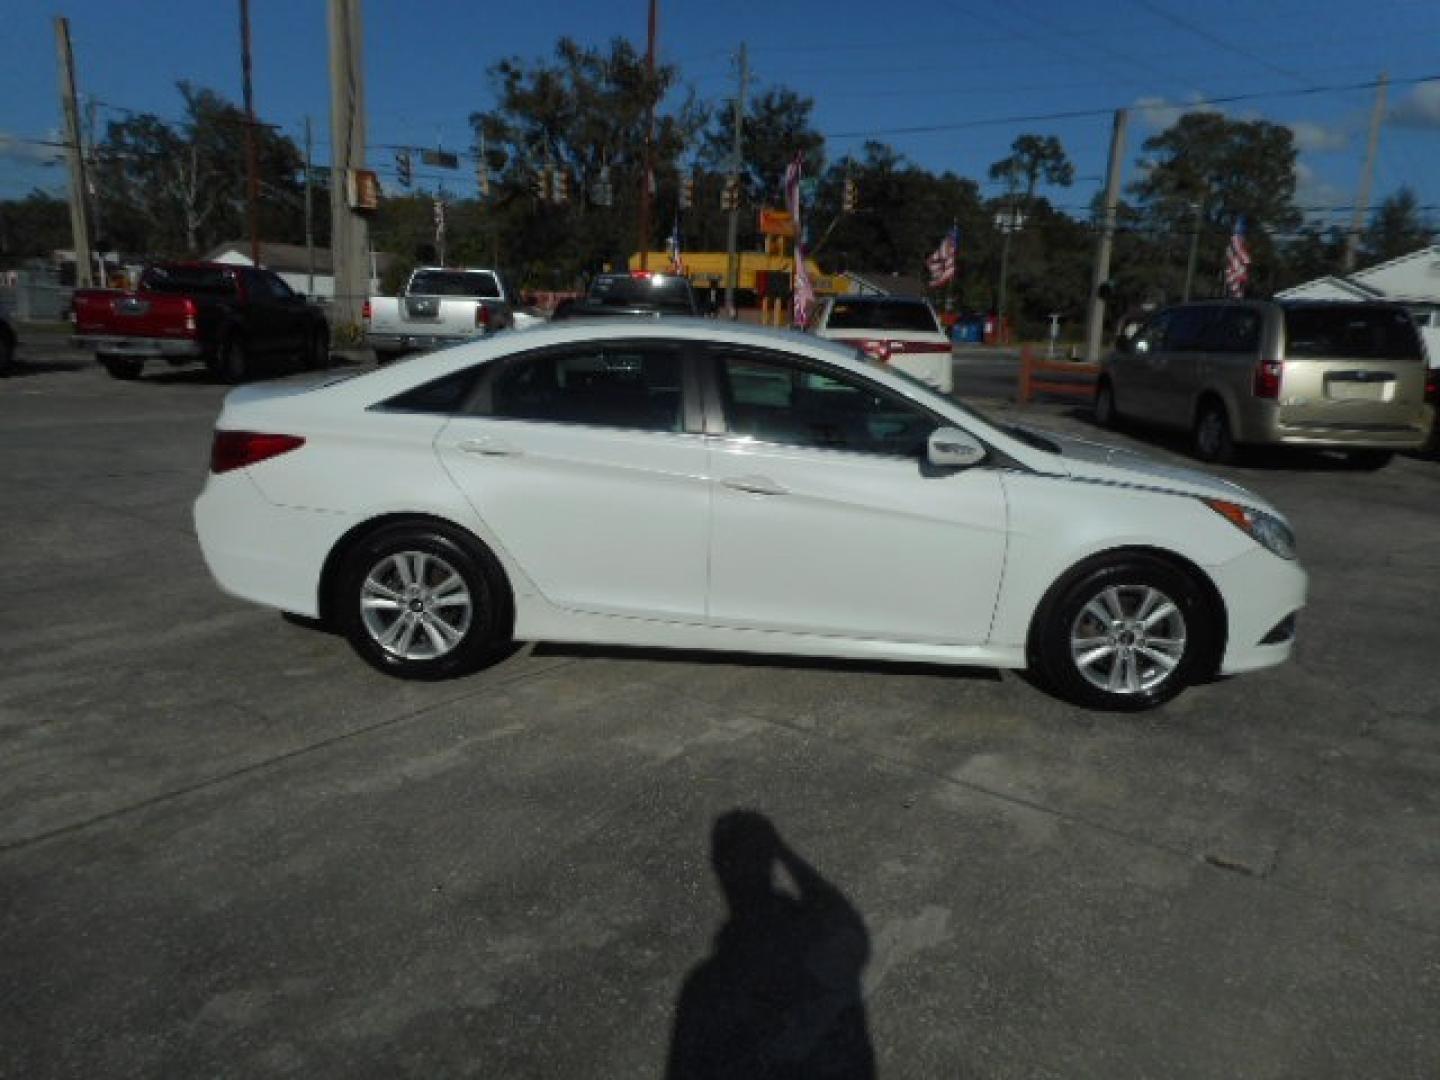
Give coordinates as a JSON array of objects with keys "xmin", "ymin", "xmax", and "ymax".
[
  {"xmin": 1193, "ymin": 400, "xmax": 1236, "ymax": 464},
  {"xmin": 338, "ymin": 523, "xmax": 510, "ymax": 680},
  {"xmin": 305, "ymin": 327, "xmax": 330, "ymax": 370},
  {"xmin": 1094, "ymin": 378, "xmax": 1118, "ymax": 428},
  {"xmin": 1031, "ymin": 555, "xmax": 1217, "ymax": 711},
  {"xmin": 100, "ymin": 353, "xmax": 143, "ymax": 380},
  {"xmin": 375, "ymin": 350, "xmax": 402, "ymax": 367}
]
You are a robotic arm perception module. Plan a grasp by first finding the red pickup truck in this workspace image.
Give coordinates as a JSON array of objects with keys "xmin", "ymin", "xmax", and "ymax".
[{"xmin": 72, "ymin": 262, "xmax": 329, "ymax": 381}]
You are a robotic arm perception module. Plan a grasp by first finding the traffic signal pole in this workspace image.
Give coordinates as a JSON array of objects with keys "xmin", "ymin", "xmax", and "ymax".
[
  {"xmin": 239, "ymin": 0, "xmax": 261, "ymax": 268},
  {"xmin": 724, "ymin": 41, "xmax": 748, "ymax": 317}
]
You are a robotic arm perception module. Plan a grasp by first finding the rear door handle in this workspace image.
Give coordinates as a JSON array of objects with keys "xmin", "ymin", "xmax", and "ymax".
[
  {"xmin": 721, "ymin": 474, "xmax": 787, "ymax": 496},
  {"xmin": 456, "ymin": 437, "xmax": 522, "ymax": 458}
]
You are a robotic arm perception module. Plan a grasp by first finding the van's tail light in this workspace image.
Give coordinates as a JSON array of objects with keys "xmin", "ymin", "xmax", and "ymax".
[
  {"xmin": 476, "ymin": 304, "xmax": 491, "ymax": 329},
  {"xmin": 210, "ymin": 431, "xmax": 306, "ymax": 474},
  {"xmin": 1425, "ymin": 368, "xmax": 1438, "ymax": 404},
  {"xmin": 361, "ymin": 299, "xmax": 372, "ymax": 322},
  {"xmin": 182, "ymin": 297, "xmax": 198, "ymax": 334},
  {"xmin": 1253, "ymin": 357, "xmax": 1283, "ymax": 399}
]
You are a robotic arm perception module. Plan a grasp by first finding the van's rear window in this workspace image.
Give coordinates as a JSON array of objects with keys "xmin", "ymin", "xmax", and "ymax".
[{"xmin": 1283, "ymin": 307, "xmax": 1422, "ymax": 360}]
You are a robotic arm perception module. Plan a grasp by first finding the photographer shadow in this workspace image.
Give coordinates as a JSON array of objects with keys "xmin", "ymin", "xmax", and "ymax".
[{"xmin": 665, "ymin": 811, "xmax": 876, "ymax": 1080}]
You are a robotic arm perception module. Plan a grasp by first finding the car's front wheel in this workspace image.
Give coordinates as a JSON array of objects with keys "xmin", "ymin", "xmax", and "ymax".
[
  {"xmin": 1031, "ymin": 555, "xmax": 1218, "ymax": 711},
  {"xmin": 338, "ymin": 523, "xmax": 510, "ymax": 680},
  {"xmin": 1193, "ymin": 401, "xmax": 1236, "ymax": 464}
]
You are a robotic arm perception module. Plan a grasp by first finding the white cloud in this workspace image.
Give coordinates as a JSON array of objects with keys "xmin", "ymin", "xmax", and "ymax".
[
  {"xmin": 1295, "ymin": 161, "xmax": 1350, "ymax": 213},
  {"xmin": 1288, "ymin": 120, "xmax": 1349, "ymax": 153},
  {"xmin": 1389, "ymin": 82, "xmax": 1440, "ymax": 129},
  {"xmin": 1133, "ymin": 93, "xmax": 1223, "ymax": 130}
]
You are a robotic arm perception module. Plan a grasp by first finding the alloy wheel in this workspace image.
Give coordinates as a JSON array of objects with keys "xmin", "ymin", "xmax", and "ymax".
[
  {"xmin": 359, "ymin": 550, "xmax": 474, "ymax": 661},
  {"xmin": 1069, "ymin": 584, "xmax": 1188, "ymax": 695}
]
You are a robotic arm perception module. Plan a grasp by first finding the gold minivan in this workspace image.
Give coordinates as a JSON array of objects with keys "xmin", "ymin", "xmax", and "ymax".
[{"xmin": 1097, "ymin": 300, "xmax": 1436, "ymax": 467}]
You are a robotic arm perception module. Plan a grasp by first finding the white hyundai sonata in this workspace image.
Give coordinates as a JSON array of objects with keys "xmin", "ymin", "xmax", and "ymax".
[{"xmin": 195, "ymin": 319, "xmax": 1306, "ymax": 710}]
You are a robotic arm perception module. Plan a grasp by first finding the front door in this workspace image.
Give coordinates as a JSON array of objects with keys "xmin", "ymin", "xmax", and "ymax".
[
  {"xmin": 703, "ymin": 346, "xmax": 1008, "ymax": 645},
  {"xmin": 435, "ymin": 340, "xmax": 710, "ymax": 621}
]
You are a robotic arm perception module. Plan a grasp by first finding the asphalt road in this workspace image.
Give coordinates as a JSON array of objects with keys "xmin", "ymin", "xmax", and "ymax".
[{"xmin": 3, "ymin": 340, "xmax": 1439, "ymax": 1078}]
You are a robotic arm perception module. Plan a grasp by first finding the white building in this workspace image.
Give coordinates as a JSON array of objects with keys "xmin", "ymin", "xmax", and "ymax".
[
  {"xmin": 203, "ymin": 241, "xmax": 395, "ymax": 303},
  {"xmin": 1276, "ymin": 246, "xmax": 1440, "ymax": 362}
]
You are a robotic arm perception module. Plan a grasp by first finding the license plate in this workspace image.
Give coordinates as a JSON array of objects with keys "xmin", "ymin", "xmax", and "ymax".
[{"xmin": 1327, "ymin": 380, "xmax": 1385, "ymax": 402}]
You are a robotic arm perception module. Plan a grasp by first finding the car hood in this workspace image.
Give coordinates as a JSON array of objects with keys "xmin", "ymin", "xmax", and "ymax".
[{"xmin": 1011, "ymin": 426, "xmax": 1280, "ymax": 514}]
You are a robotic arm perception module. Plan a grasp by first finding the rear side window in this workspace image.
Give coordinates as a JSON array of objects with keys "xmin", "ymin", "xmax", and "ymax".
[
  {"xmin": 378, "ymin": 368, "xmax": 483, "ymax": 413},
  {"xmin": 1203, "ymin": 307, "xmax": 1263, "ymax": 354},
  {"xmin": 825, "ymin": 301, "xmax": 941, "ymax": 333},
  {"xmin": 485, "ymin": 345, "xmax": 684, "ymax": 432},
  {"xmin": 1163, "ymin": 307, "xmax": 1211, "ymax": 351},
  {"xmin": 408, "ymin": 271, "xmax": 500, "ymax": 298},
  {"xmin": 141, "ymin": 265, "xmax": 236, "ymax": 296},
  {"xmin": 1283, "ymin": 307, "xmax": 1422, "ymax": 361}
]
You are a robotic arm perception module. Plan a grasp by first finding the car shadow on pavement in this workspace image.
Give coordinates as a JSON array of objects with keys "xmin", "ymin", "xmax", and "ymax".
[
  {"xmin": 532, "ymin": 643, "xmax": 1001, "ymax": 682},
  {"xmin": 665, "ymin": 810, "xmax": 877, "ymax": 1080},
  {"xmin": 4, "ymin": 358, "xmax": 89, "ymax": 377}
]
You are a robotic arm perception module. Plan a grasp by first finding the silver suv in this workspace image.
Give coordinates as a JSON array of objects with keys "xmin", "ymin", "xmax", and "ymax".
[{"xmin": 1097, "ymin": 300, "xmax": 1435, "ymax": 468}]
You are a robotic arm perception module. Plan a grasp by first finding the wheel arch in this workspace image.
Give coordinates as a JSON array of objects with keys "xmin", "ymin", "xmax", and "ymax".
[
  {"xmin": 317, "ymin": 511, "xmax": 515, "ymax": 632},
  {"xmin": 1025, "ymin": 544, "xmax": 1229, "ymax": 679}
]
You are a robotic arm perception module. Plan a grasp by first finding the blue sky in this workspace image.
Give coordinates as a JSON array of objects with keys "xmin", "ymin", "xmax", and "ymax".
[{"xmin": 3, "ymin": 0, "xmax": 1440, "ymax": 233}]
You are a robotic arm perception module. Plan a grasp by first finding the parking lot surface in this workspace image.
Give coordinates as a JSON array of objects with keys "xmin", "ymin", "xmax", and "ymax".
[{"xmin": 3, "ymin": 340, "xmax": 1439, "ymax": 1078}]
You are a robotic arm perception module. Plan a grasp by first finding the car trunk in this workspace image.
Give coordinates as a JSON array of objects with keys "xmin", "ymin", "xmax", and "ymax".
[
  {"xmin": 72, "ymin": 288, "xmax": 197, "ymax": 339},
  {"xmin": 1278, "ymin": 307, "xmax": 1428, "ymax": 432}
]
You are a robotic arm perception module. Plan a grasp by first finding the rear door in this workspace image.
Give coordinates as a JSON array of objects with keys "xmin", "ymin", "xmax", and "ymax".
[
  {"xmin": 1279, "ymin": 306, "xmax": 1430, "ymax": 434},
  {"xmin": 435, "ymin": 339, "xmax": 710, "ymax": 621}
]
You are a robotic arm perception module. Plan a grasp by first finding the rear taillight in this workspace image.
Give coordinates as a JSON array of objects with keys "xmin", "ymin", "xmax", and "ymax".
[
  {"xmin": 182, "ymin": 297, "xmax": 198, "ymax": 334},
  {"xmin": 1426, "ymin": 368, "xmax": 1438, "ymax": 404},
  {"xmin": 476, "ymin": 304, "xmax": 491, "ymax": 329},
  {"xmin": 362, "ymin": 299, "xmax": 372, "ymax": 322},
  {"xmin": 210, "ymin": 431, "xmax": 306, "ymax": 474},
  {"xmin": 1253, "ymin": 358, "xmax": 1283, "ymax": 399}
]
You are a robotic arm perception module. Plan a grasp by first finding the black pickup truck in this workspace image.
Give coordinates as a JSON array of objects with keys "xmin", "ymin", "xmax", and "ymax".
[
  {"xmin": 551, "ymin": 271, "xmax": 699, "ymax": 321},
  {"xmin": 72, "ymin": 262, "xmax": 330, "ymax": 381}
]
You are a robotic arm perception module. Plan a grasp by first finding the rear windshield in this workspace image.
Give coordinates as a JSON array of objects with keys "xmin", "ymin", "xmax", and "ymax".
[
  {"xmin": 588, "ymin": 275, "xmax": 695, "ymax": 312},
  {"xmin": 827, "ymin": 300, "xmax": 941, "ymax": 333},
  {"xmin": 408, "ymin": 271, "xmax": 500, "ymax": 298},
  {"xmin": 1283, "ymin": 306, "xmax": 1422, "ymax": 361},
  {"xmin": 141, "ymin": 265, "xmax": 236, "ymax": 296}
]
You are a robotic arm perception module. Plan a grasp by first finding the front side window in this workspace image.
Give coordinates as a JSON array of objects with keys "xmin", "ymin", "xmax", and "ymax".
[
  {"xmin": 715, "ymin": 350, "xmax": 939, "ymax": 457},
  {"xmin": 486, "ymin": 345, "xmax": 684, "ymax": 432}
]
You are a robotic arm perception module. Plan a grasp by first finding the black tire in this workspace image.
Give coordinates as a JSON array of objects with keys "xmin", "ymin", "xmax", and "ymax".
[
  {"xmin": 213, "ymin": 334, "xmax": 249, "ymax": 384},
  {"xmin": 100, "ymin": 353, "xmax": 143, "ymax": 380},
  {"xmin": 1029, "ymin": 553, "xmax": 1219, "ymax": 712},
  {"xmin": 337, "ymin": 522, "xmax": 511, "ymax": 681},
  {"xmin": 1344, "ymin": 449, "xmax": 1393, "ymax": 471},
  {"xmin": 1193, "ymin": 400, "xmax": 1236, "ymax": 464},
  {"xmin": 374, "ymin": 350, "xmax": 401, "ymax": 367},
  {"xmin": 0, "ymin": 331, "xmax": 15, "ymax": 376},
  {"xmin": 305, "ymin": 327, "xmax": 330, "ymax": 371},
  {"xmin": 1094, "ymin": 378, "xmax": 1118, "ymax": 429}
]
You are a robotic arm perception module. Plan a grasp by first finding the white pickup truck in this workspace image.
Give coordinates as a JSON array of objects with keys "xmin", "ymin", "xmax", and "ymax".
[{"xmin": 364, "ymin": 267, "xmax": 516, "ymax": 362}]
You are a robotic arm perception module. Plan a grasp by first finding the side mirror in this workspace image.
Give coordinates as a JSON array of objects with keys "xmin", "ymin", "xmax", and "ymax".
[{"xmin": 927, "ymin": 426, "xmax": 986, "ymax": 469}]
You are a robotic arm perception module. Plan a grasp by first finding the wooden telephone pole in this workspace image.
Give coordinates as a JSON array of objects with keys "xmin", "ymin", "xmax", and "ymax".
[
  {"xmin": 54, "ymin": 17, "xmax": 93, "ymax": 287},
  {"xmin": 637, "ymin": 0, "xmax": 658, "ymax": 270},
  {"xmin": 239, "ymin": 0, "xmax": 261, "ymax": 267}
]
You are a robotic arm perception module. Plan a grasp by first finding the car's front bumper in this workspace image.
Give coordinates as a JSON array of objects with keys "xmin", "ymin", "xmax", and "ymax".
[
  {"xmin": 1209, "ymin": 544, "xmax": 1308, "ymax": 676},
  {"xmin": 75, "ymin": 335, "xmax": 203, "ymax": 359}
]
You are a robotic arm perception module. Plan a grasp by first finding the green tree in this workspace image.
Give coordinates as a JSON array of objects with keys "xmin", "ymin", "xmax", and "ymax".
[
  {"xmin": 987, "ymin": 134, "xmax": 1075, "ymax": 203},
  {"xmin": 0, "ymin": 191, "xmax": 71, "ymax": 261},
  {"xmin": 1362, "ymin": 186, "xmax": 1432, "ymax": 266},
  {"xmin": 1275, "ymin": 223, "xmax": 1345, "ymax": 290},
  {"xmin": 1129, "ymin": 112, "xmax": 1299, "ymax": 297}
]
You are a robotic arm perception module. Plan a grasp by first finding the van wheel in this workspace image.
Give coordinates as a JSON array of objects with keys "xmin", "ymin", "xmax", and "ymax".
[
  {"xmin": 100, "ymin": 354, "xmax": 143, "ymax": 380},
  {"xmin": 1345, "ymin": 449, "xmax": 1393, "ymax": 471},
  {"xmin": 1193, "ymin": 401, "xmax": 1236, "ymax": 464},
  {"xmin": 1094, "ymin": 379, "xmax": 1119, "ymax": 428},
  {"xmin": 1031, "ymin": 554, "xmax": 1217, "ymax": 711}
]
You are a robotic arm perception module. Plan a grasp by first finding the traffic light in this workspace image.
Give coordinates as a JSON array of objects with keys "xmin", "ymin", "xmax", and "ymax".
[
  {"xmin": 678, "ymin": 169, "xmax": 694, "ymax": 211},
  {"xmin": 842, "ymin": 176, "xmax": 857, "ymax": 213},
  {"xmin": 721, "ymin": 173, "xmax": 740, "ymax": 211},
  {"xmin": 395, "ymin": 150, "xmax": 412, "ymax": 189}
]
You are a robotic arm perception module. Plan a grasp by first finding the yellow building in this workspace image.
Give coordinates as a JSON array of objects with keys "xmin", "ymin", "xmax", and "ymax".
[{"xmin": 628, "ymin": 251, "xmax": 837, "ymax": 296}]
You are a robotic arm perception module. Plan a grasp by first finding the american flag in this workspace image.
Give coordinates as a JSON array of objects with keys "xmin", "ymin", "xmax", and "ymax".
[
  {"xmin": 784, "ymin": 152, "xmax": 815, "ymax": 327},
  {"xmin": 1224, "ymin": 216, "xmax": 1251, "ymax": 297},
  {"xmin": 927, "ymin": 226, "xmax": 959, "ymax": 286}
]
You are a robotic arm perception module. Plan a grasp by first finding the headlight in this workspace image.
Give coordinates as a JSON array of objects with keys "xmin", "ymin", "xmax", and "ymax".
[{"xmin": 1204, "ymin": 499, "xmax": 1297, "ymax": 560}]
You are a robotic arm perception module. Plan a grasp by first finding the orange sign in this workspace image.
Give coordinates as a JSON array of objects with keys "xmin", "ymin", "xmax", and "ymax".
[
  {"xmin": 758, "ymin": 208, "xmax": 795, "ymax": 237},
  {"xmin": 347, "ymin": 168, "xmax": 381, "ymax": 211}
]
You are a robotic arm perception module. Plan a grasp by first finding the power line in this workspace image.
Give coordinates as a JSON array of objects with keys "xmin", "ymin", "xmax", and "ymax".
[{"xmin": 1126, "ymin": 0, "xmax": 1312, "ymax": 86}]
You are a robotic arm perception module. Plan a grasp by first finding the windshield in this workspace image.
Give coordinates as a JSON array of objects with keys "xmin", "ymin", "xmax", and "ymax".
[
  {"xmin": 827, "ymin": 300, "xmax": 941, "ymax": 333},
  {"xmin": 588, "ymin": 274, "xmax": 695, "ymax": 312},
  {"xmin": 141, "ymin": 265, "xmax": 236, "ymax": 296},
  {"xmin": 407, "ymin": 271, "xmax": 500, "ymax": 298}
]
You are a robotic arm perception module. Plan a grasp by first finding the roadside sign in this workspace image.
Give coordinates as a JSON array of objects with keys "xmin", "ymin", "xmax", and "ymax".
[{"xmin": 758, "ymin": 208, "xmax": 795, "ymax": 237}]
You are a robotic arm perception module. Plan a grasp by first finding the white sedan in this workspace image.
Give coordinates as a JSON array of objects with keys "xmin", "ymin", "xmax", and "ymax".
[{"xmin": 195, "ymin": 319, "xmax": 1306, "ymax": 710}]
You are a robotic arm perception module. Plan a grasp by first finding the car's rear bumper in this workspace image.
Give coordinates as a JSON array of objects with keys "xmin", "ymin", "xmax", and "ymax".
[
  {"xmin": 1238, "ymin": 402, "xmax": 1434, "ymax": 449},
  {"xmin": 194, "ymin": 470, "xmax": 350, "ymax": 618},
  {"xmin": 365, "ymin": 330, "xmax": 486, "ymax": 353},
  {"xmin": 75, "ymin": 335, "xmax": 203, "ymax": 358},
  {"xmin": 1209, "ymin": 545, "xmax": 1308, "ymax": 676}
]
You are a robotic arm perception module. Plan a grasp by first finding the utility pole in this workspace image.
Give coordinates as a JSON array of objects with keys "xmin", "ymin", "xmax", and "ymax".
[
  {"xmin": 996, "ymin": 197, "xmax": 1017, "ymax": 343},
  {"xmin": 54, "ymin": 17, "xmax": 93, "ymax": 287},
  {"xmin": 1182, "ymin": 194, "xmax": 1204, "ymax": 301},
  {"xmin": 1344, "ymin": 72, "xmax": 1388, "ymax": 273},
  {"xmin": 637, "ymin": 0, "xmax": 658, "ymax": 271},
  {"xmin": 85, "ymin": 95, "xmax": 105, "ymax": 285},
  {"xmin": 239, "ymin": 0, "xmax": 261, "ymax": 267},
  {"xmin": 1084, "ymin": 108, "xmax": 1128, "ymax": 364},
  {"xmin": 328, "ymin": 0, "xmax": 369, "ymax": 332},
  {"xmin": 724, "ymin": 41, "xmax": 748, "ymax": 317},
  {"xmin": 304, "ymin": 116, "xmax": 315, "ymax": 296}
]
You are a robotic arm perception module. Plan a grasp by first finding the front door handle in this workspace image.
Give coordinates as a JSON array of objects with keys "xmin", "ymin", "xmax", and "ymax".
[
  {"xmin": 456, "ymin": 437, "xmax": 522, "ymax": 458},
  {"xmin": 721, "ymin": 474, "xmax": 787, "ymax": 496}
]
